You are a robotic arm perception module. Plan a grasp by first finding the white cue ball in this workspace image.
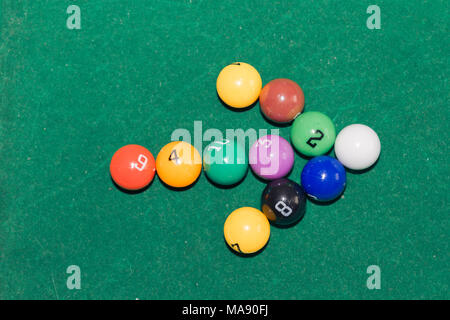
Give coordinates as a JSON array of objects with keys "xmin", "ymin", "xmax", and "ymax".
[{"xmin": 334, "ymin": 124, "xmax": 381, "ymax": 170}]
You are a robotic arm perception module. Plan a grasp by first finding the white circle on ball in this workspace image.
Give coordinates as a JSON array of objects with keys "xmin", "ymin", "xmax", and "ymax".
[{"xmin": 335, "ymin": 124, "xmax": 380, "ymax": 170}]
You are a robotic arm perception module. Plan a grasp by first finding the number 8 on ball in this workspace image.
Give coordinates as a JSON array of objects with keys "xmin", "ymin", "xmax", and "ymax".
[{"xmin": 261, "ymin": 179, "xmax": 307, "ymax": 227}]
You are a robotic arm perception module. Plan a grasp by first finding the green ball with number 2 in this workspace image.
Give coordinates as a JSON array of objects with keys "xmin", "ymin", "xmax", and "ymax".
[{"xmin": 290, "ymin": 111, "xmax": 336, "ymax": 157}]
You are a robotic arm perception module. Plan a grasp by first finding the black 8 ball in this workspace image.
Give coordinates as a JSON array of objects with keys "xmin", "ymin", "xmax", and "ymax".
[{"xmin": 261, "ymin": 178, "xmax": 307, "ymax": 226}]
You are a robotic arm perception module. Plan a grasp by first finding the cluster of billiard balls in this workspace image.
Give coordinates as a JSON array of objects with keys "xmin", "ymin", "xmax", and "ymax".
[{"xmin": 109, "ymin": 62, "xmax": 381, "ymax": 256}]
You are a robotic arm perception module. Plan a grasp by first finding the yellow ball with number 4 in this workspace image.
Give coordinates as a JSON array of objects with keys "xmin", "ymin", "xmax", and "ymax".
[
  {"xmin": 156, "ymin": 141, "xmax": 202, "ymax": 188},
  {"xmin": 224, "ymin": 207, "xmax": 270, "ymax": 254},
  {"xmin": 216, "ymin": 62, "xmax": 262, "ymax": 108}
]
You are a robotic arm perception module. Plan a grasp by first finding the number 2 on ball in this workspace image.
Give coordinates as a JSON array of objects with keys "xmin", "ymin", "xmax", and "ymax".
[{"xmin": 306, "ymin": 129, "xmax": 324, "ymax": 148}]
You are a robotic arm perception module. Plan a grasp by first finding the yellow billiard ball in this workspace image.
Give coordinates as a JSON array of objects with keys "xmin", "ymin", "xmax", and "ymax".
[
  {"xmin": 156, "ymin": 141, "xmax": 202, "ymax": 188},
  {"xmin": 224, "ymin": 207, "xmax": 270, "ymax": 254},
  {"xmin": 216, "ymin": 62, "xmax": 262, "ymax": 109}
]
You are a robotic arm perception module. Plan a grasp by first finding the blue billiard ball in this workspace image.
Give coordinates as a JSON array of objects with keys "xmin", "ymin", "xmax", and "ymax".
[{"xmin": 301, "ymin": 156, "xmax": 346, "ymax": 202}]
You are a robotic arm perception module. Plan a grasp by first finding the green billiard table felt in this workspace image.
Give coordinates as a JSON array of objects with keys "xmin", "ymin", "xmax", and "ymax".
[{"xmin": 0, "ymin": 0, "xmax": 448, "ymax": 299}]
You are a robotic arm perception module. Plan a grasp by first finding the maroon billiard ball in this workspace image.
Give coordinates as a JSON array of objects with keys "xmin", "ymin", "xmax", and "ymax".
[{"xmin": 259, "ymin": 78, "xmax": 305, "ymax": 123}]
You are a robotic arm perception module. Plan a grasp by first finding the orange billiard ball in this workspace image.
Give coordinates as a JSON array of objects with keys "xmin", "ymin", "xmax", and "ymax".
[
  {"xmin": 110, "ymin": 144, "xmax": 156, "ymax": 190},
  {"xmin": 156, "ymin": 141, "xmax": 202, "ymax": 188}
]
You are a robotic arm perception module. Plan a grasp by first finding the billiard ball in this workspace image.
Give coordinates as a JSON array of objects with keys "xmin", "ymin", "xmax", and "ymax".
[
  {"xmin": 110, "ymin": 144, "xmax": 156, "ymax": 190},
  {"xmin": 301, "ymin": 156, "xmax": 346, "ymax": 202},
  {"xmin": 334, "ymin": 124, "xmax": 381, "ymax": 170},
  {"xmin": 216, "ymin": 62, "xmax": 262, "ymax": 108},
  {"xmin": 156, "ymin": 141, "xmax": 202, "ymax": 188},
  {"xmin": 259, "ymin": 78, "xmax": 305, "ymax": 123},
  {"xmin": 224, "ymin": 207, "xmax": 270, "ymax": 254},
  {"xmin": 290, "ymin": 111, "xmax": 336, "ymax": 156},
  {"xmin": 261, "ymin": 179, "xmax": 307, "ymax": 226},
  {"xmin": 203, "ymin": 139, "xmax": 248, "ymax": 186},
  {"xmin": 249, "ymin": 135, "xmax": 294, "ymax": 180}
]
